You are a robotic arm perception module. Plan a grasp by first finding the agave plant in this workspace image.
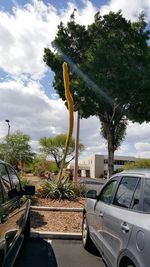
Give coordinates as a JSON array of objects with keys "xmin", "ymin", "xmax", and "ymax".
[{"xmin": 37, "ymin": 177, "xmax": 86, "ymax": 200}]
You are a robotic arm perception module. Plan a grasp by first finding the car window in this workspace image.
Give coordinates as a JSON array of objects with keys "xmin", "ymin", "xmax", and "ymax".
[
  {"xmin": 99, "ymin": 179, "xmax": 117, "ymax": 204},
  {"xmin": 0, "ymin": 163, "xmax": 12, "ymax": 201},
  {"xmin": 130, "ymin": 179, "xmax": 141, "ymax": 211},
  {"xmin": 6, "ymin": 165, "xmax": 20, "ymax": 192},
  {"xmin": 143, "ymin": 179, "xmax": 150, "ymax": 213},
  {"xmin": 113, "ymin": 176, "xmax": 139, "ymax": 209}
]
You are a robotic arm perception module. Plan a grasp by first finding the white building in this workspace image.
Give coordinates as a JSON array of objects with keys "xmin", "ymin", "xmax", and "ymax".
[{"xmin": 68, "ymin": 154, "xmax": 136, "ymax": 178}]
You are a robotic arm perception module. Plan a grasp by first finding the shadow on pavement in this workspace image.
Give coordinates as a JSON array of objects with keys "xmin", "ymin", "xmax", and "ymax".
[{"xmin": 14, "ymin": 238, "xmax": 57, "ymax": 267}]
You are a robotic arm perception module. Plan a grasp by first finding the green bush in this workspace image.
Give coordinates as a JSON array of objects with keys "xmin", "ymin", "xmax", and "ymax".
[
  {"xmin": 24, "ymin": 165, "xmax": 34, "ymax": 173},
  {"xmin": 71, "ymin": 183, "xmax": 86, "ymax": 198},
  {"xmin": 37, "ymin": 178, "xmax": 86, "ymax": 200},
  {"xmin": 32, "ymin": 155, "xmax": 58, "ymax": 177},
  {"xmin": 20, "ymin": 176, "xmax": 29, "ymax": 189},
  {"xmin": 115, "ymin": 168, "xmax": 124, "ymax": 173},
  {"xmin": 124, "ymin": 159, "xmax": 150, "ymax": 170}
]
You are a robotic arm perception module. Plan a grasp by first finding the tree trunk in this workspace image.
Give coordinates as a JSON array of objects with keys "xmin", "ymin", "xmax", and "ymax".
[
  {"xmin": 107, "ymin": 129, "xmax": 114, "ymax": 178},
  {"xmin": 99, "ymin": 115, "xmax": 115, "ymax": 178}
]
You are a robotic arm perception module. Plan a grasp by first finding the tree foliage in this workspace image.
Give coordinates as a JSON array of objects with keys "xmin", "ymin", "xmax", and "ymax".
[
  {"xmin": 32, "ymin": 154, "xmax": 58, "ymax": 177},
  {"xmin": 0, "ymin": 131, "xmax": 34, "ymax": 168},
  {"xmin": 43, "ymin": 11, "xmax": 150, "ymax": 177},
  {"xmin": 39, "ymin": 133, "xmax": 84, "ymax": 169}
]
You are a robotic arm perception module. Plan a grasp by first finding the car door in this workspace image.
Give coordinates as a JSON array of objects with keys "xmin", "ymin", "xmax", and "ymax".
[
  {"xmin": 0, "ymin": 176, "xmax": 6, "ymax": 255},
  {"xmin": 0, "ymin": 163, "xmax": 24, "ymax": 252},
  {"xmin": 91, "ymin": 178, "xmax": 119, "ymax": 253},
  {"xmin": 102, "ymin": 176, "xmax": 140, "ymax": 267},
  {"xmin": 0, "ymin": 162, "xmax": 17, "ymax": 252}
]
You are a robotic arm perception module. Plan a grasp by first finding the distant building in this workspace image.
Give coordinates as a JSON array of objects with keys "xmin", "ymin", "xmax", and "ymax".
[{"xmin": 68, "ymin": 154, "xmax": 136, "ymax": 178}]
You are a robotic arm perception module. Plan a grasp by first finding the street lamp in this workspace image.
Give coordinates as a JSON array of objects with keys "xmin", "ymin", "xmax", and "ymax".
[
  {"xmin": 4, "ymin": 119, "xmax": 10, "ymax": 162},
  {"xmin": 5, "ymin": 120, "xmax": 10, "ymax": 137}
]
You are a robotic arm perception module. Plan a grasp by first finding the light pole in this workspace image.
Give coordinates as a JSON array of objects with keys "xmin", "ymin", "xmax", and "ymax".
[{"xmin": 4, "ymin": 119, "xmax": 10, "ymax": 162}]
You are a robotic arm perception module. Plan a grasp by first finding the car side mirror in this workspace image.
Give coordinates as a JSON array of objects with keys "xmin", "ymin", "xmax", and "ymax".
[
  {"xmin": 24, "ymin": 185, "xmax": 35, "ymax": 196},
  {"xmin": 86, "ymin": 190, "xmax": 97, "ymax": 199}
]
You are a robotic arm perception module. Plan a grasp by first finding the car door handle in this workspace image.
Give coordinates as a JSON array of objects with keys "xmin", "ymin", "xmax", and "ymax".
[
  {"xmin": 1, "ymin": 214, "xmax": 8, "ymax": 224},
  {"xmin": 99, "ymin": 211, "xmax": 103, "ymax": 217},
  {"xmin": 121, "ymin": 222, "xmax": 130, "ymax": 232}
]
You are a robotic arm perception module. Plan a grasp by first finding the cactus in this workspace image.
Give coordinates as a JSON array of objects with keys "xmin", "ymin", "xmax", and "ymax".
[{"xmin": 58, "ymin": 62, "xmax": 74, "ymax": 181}]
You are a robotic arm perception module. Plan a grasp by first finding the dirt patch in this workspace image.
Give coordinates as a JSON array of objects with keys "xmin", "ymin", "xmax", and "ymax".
[
  {"xmin": 31, "ymin": 197, "xmax": 85, "ymax": 232},
  {"xmin": 31, "ymin": 196, "xmax": 85, "ymax": 208}
]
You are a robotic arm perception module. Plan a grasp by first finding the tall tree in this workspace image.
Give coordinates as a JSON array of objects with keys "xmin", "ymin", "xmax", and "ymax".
[
  {"xmin": 0, "ymin": 131, "xmax": 34, "ymax": 169},
  {"xmin": 39, "ymin": 133, "xmax": 84, "ymax": 169},
  {"xmin": 43, "ymin": 11, "xmax": 150, "ymax": 177}
]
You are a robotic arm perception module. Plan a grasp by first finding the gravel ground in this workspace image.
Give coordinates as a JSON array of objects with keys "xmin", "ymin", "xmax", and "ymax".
[{"xmin": 31, "ymin": 197, "xmax": 85, "ymax": 232}]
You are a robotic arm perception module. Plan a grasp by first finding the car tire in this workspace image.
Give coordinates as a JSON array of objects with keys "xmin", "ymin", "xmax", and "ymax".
[
  {"xmin": 23, "ymin": 215, "xmax": 30, "ymax": 243},
  {"xmin": 82, "ymin": 214, "xmax": 94, "ymax": 251}
]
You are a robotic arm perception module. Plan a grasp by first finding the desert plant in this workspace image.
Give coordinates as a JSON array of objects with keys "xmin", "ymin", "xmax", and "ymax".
[
  {"xmin": 37, "ymin": 178, "xmax": 86, "ymax": 200},
  {"xmin": 71, "ymin": 183, "xmax": 86, "ymax": 198}
]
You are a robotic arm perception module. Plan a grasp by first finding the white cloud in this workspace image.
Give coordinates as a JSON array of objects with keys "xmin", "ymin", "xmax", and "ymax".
[
  {"xmin": 0, "ymin": 0, "xmax": 97, "ymax": 79},
  {"xmin": 0, "ymin": 79, "xmax": 69, "ymax": 141},
  {"xmin": 0, "ymin": 77, "xmax": 107, "ymax": 156},
  {"xmin": 0, "ymin": 0, "xmax": 150, "ymax": 159},
  {"xmin": 100, "ymin": 0, "xmax": 150, "ymax": 21},
  {"xmin": 135, "ymin": 142, "xmax": 150, "ymax": 152},
  {"xmin": 126, "ymin": 122, "xmax": 150, "ymax": 143}
]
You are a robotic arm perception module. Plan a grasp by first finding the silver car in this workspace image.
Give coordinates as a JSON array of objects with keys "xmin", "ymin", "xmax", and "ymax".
[{"xmin": 82, "ymin": 169, "xmax": 150, "ymax": 267}]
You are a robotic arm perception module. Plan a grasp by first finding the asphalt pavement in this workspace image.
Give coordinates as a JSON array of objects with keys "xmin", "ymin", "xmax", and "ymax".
[
  {"xmin": 51, "ymin": 239, "xmax": 105, "ymax": 267},
  {"xmin": 14, "ymin": 238, "xmax": 57, "ymax": 267},
  {"xmin": 14, "ymin": 238, "xmax": 106, "ymax": 267}
]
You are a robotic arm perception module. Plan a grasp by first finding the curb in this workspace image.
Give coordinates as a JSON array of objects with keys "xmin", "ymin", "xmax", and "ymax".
[
  {"xmin": 31, "ymin": 206, "xmax": 83, "ymax": 212},
  {"xmin": 31, "ymin": 231, "xmax": 82, "ymax": 240}
]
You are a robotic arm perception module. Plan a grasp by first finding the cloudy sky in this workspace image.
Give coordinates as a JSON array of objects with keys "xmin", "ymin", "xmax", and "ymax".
[{"xmin": 0, "ymin": 0, "xmax": 150, "ymax": 159}]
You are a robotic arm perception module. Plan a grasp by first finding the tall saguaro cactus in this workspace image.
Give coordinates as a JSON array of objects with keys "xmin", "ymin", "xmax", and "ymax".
[{"xmin": 58, "ymin": 62, "xmax": 74, "ymax": 181}]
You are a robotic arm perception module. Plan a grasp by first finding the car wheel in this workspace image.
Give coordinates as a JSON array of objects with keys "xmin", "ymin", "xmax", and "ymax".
[
  {"xmin": 23, "ymin": 215, "xmax": 30, "ymax": 243},
  {"xmin": 82, "ymin": 214, "xmax": 93, "ymax": 251}
]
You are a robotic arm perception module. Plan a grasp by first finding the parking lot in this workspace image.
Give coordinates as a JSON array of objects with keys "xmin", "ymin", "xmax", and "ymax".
[{"xmin": 14, "ymin": 238, "xmax": 106, "ymax": 267}]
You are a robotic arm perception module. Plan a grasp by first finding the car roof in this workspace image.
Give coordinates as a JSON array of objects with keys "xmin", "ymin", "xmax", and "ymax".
[{"xmin": 113, "ymin": 169, "xmax": 150, "ymax": 179}]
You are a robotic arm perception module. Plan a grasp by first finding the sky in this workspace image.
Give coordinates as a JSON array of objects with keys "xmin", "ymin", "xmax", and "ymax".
[{"xmin": 0, "ymin": 0, "xmax": 150, "ymax": 159}]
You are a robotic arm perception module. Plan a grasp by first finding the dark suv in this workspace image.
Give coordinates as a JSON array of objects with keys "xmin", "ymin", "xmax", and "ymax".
[{"xmin": 0, "ymin": 160, "xmax": 35, "ymax": 267}]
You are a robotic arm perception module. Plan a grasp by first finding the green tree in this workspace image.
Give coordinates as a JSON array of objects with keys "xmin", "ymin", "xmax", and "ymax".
[
  {"xmin": 39, "ymin": 133, "xmax": 84, "ymax": 169},
  {"xmin": 32, "ymin": 154, "xmax": 58, "ymax": 177},
  {"xmin": 0, "ymin": 131, "xmax": 34, "ymax": 169},
  {"xmin": 43, "ymin": 11, "xmax": 150, "ymax": 177}
]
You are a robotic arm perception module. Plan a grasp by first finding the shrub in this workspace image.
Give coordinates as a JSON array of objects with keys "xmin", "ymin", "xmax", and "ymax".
[
  {"xmin": 115, "ymin": 168, "xmax": 124, "ymax": 173},
  {"xmin": 24, "ymin": 163, "xmax": 34, "ymax": 173},
  {"xmin": 71, "ymin": 183, "xmax": 86, "ymax": 198},
  {"xmin": 124, "ymin": 159, "xmax": 150, "ymax": 170},
  {"xmin": 37, "ymin": 178, "xmax": 86, "ymax": 200},
  {"xmin": 32, "ymin": 155, "xmax": 58, "ymax": 177},
  {"xmin": 20, "ymin": 176, "xmax": 29, "ymax": 189}
]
